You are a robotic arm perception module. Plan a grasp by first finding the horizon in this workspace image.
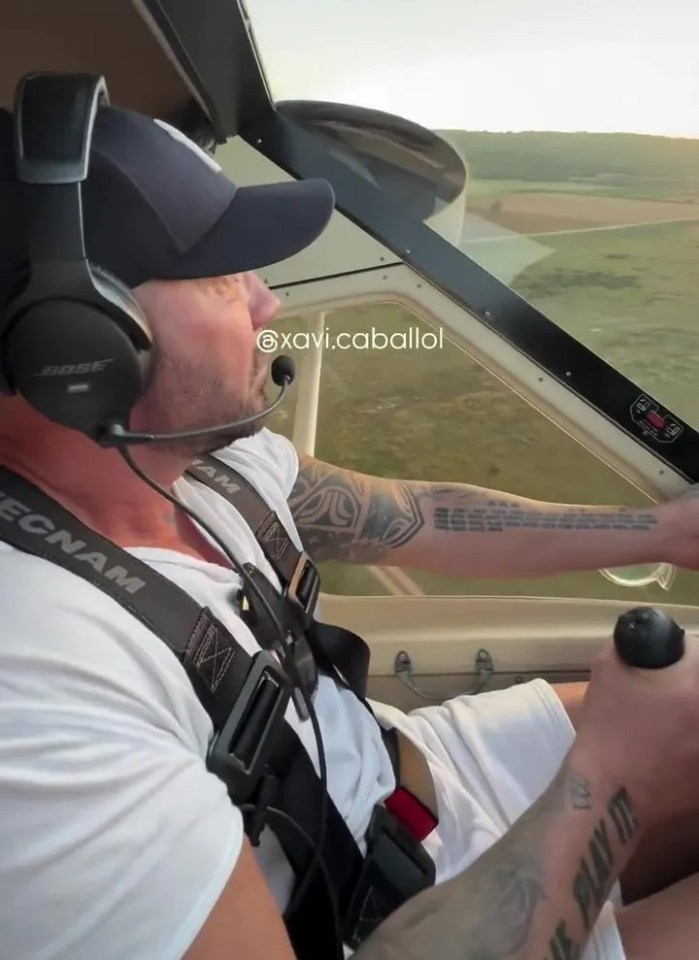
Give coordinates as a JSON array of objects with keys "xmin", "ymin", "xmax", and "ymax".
[{"xmin": 436, "ymin": 129, "xmax": 699, "ymax": 142}]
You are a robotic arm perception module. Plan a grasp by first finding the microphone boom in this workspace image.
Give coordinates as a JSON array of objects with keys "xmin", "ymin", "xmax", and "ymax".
[{"xmin": 98, "ymin": 354, "xmax": 295, "ymax": 447}]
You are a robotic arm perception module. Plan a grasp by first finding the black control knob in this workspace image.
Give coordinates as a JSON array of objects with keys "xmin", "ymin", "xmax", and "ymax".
[{"xmin": 613, "ymin": 607, "xmax": 685, "ymax": 669}]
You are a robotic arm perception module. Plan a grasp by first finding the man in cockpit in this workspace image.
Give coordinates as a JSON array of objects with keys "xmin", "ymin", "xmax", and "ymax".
[{"xmin": 2, "ymin": 98, "xmax": 699, "ymax": 960}]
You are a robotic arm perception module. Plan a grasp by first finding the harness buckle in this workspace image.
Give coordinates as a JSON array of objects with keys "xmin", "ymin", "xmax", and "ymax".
[
  {"xmin": 206, "ymin": 650, "xmax": 291, "ymax": 804},
  {"xmin": 244, "ymin": 771, "xmax": 280, "ymax": 847},
  {"xmin": 238, "ymin": 562, "xmax": 318, "ymax": 720},
  {"xmin": 343, "ymin": 804, "xmax": 436, "ymax": 949},
  {"xmin": 287, "ymin": 551, "xmax": 320, "ymax": 625}
]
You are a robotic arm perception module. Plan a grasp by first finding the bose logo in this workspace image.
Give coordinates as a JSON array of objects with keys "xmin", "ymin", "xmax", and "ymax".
[{"xmin": 36, "ymin": 359, "xmax": 115, "ymax": 377}]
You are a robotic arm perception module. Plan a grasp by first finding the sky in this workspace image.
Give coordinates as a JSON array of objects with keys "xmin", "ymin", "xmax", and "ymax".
[{"xmin": 243, "ymin": 0, "xmax": 699, "ymax": 138}]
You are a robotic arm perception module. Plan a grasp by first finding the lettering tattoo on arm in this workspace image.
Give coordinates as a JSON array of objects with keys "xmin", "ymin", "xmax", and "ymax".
[
  {"xmin": 541, "ymin": 782, "xmax": 637, "ymax": 960},
  {"xmin": 433, "ymin": 497, "xmax": 658, "ymax": 535},
  {"xmin": 544, "ymin": 922, "xmax": 580, "ymax": 960},
  {"xmin": 573, "ymin": 787, "xmax": 638, "ymax": 931},
  {"xmin": 570, "ymin": 774, "xmax": 592, "ymax": 810},
  {"xmin": 288, "ymin": 459, "xmax": 658, "ymax": 564},
  {"xmin": 353, "ymin": 765, "xmax": 639, "ymax": 960}
]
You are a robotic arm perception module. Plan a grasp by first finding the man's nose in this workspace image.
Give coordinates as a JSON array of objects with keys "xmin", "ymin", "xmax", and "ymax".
[{"xmin": 246, "ymin": 272, "xmax": 281, "ymax": 327}]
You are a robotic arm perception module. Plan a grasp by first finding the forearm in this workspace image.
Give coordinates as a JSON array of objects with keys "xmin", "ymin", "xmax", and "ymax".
[
  {"xmin": 354, "ymin": 744, "xmax": 640, "ymax": 960},
  {"xmin": 391, "ymin": 482, "xmax": 671, "ymax": 578},
  {"xmin": 288, "ymin": 456, "xmax": 674, "ymax": 575}
]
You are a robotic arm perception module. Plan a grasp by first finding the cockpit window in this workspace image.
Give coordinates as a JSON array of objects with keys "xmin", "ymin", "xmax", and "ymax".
[
  {"xmin": 244, "ymin": 0, "xmax": 699, "ymax": 427},
  {"xmin": 267, "ymin": 304, "xmax": 699, "ymax": 606}
]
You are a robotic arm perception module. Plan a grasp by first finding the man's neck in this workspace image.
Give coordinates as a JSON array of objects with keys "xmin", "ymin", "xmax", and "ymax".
[{"xmin": 0, "ymin": 400, "xmax": 191, "ymax": 549}]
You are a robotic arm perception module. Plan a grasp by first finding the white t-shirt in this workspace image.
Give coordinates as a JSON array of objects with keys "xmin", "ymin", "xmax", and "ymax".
[
  {"xmin": 0, "ymin": 428, "xmax": 628, "ymax": 960},
  {"xmin": 0, "ymin": 428, "xmax": 395, "ymax": 960}
]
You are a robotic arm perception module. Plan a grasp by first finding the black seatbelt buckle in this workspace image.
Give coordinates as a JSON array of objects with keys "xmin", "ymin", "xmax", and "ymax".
[
  {"xmin": 244, "ymin": 771, "xmax": 279, "ymax": 847},
  {"xmin": 286, "ymin": 552, "xmax": 320, "ymax": 624},
  {"xmin": 238, "ymin": 563, "xmax": 318, "ymax": 720},
  {"xmin": 238, "ymin": 563, "xmax": 288, "ymax": 651},
  {"xmin": 206, "ymin": 651, "xmax": 291, "ymax": 804},
  {"xmin": 343, "ymin": 804, "xmax": 436, "ymax": 949}
]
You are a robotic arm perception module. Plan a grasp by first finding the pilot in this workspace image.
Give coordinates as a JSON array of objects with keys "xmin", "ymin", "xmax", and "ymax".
[{"xmin": 2, "ymin": 97, "xmax": 699, "ymax": 960}]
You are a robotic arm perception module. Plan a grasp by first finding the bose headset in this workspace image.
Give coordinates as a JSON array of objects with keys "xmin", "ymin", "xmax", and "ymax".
[
  {"xmin": 0, "ymin": 73, "xmax": 154, "ymax": 441},
  {"xmin": 0, "ymin": 72, "xmax": 295, "ymax": 445}
]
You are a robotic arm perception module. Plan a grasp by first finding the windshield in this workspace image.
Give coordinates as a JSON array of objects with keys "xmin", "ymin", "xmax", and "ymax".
[{"xmin": 244, "ymin": 0, "xmax": 699, "ymax": 428}]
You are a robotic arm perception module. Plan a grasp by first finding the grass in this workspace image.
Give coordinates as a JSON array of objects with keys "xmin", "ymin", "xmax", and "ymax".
[
  {"xmin": 511, "ymin": 220, "xmax": 699, "ymax": 426},
  {"xmin": 440, "ymin": 131, "xmax": 699, "ymax": 202},
  {"xmin": 265, "ymin": 181, "xmax": 699, "ymax": 607},
  {"xmin": 467, "ymin": 179, "xmax": 675, "ymax": 202}
]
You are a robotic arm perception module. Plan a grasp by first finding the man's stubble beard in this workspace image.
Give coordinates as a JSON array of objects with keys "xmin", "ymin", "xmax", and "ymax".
[
  {"xmin": 133, "ymin": 359, "xmax": 270, "ymax": 458},
  {"xmin": 153, "ymin": 384, "xmax": 270, "ymax": 457}
]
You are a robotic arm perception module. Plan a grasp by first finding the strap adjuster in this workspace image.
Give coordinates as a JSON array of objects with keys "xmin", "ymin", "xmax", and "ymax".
[
  {"xmin": 287, "ymin": 552, "xmax": 320, "ymax": 622},
  {"xmin": 206, "ymin": 651, "xmax": 291, "ymax": 804}
]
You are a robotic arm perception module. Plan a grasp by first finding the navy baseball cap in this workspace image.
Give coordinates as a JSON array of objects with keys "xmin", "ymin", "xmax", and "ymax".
[{"xmin": 0, "ymin": 104, "xmax": 335, "ymax": 303}]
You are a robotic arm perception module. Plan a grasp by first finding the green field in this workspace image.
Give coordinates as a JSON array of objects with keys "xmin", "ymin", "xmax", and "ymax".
[
  {"xmin": 267, "ymin": 130, "xmax": 699, "ymax": 606},
  {"xmin": 440, "ymin": 130, "xmax": 699, "ymax": 202},
  {"xmin": 466, "ymin": 178, "xmax": 685, "ymax": 203},
  {"xmin": 511, "ymin": 220, "xmax": 699, "ymax": 425},
  {"xmin": 467, "ymin": 179, "xmax": 601, "ymax": 199}
]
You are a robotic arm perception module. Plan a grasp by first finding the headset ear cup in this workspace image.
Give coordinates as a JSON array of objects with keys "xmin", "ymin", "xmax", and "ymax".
[
  {"xmin": 91, "ymin": 264, "xmax": 154, "ymax": 387},
  {"xmin": 0, "ymin": 268, "xmax": 32, "ymax": 395},
  {"xmin": 5, "ymin": 266, "xmax": 153, "ymax": 438},
  {"xmin": 3, "ymin": 73, "xmax": 154, "ymax": 437}
]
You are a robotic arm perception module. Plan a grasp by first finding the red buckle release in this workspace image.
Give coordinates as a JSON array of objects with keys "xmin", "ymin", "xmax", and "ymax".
[{"xmin": 384, "ymin": 787, "xmax": 438, "ymax": 842}]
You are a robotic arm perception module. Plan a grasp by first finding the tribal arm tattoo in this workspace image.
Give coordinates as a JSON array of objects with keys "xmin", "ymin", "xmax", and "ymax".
[
  {"xmin": 287, "ymin": 455, "xmax": 425, "ymax": 563},
  {"xmin": 287, "ymin": 455, "xmax": 668, "ymax": 574}
]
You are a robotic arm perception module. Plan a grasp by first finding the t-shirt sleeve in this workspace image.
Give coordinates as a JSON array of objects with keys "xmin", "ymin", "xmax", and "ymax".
[
  {"xmin": 215, "ymin": 427, "xmax": 301, "ymax": 499},
  {"xmin": 1, "ymin": 705, "xmax": 244, "ymax": 960},
  {"xmin": 0, "ymin": 560, "xmax": 248, "ymax": 960}
]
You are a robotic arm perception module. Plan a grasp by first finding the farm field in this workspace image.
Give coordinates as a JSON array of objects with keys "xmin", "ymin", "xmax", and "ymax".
[{"xmin": 469, "ymin": 190, "xmax": 699, "ymax": 234}]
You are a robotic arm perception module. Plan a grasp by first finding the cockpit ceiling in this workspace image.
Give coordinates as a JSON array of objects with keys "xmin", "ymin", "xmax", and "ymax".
[
  {"xmin": 1, "ymin": 1, "xmax": 187, "ymax": 119},
  {"xmin": 0, "ymin": 0, "xmax": 273, "ymax": 142}
]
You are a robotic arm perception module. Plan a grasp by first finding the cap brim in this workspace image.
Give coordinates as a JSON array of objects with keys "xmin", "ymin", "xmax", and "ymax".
[{"xmin": 163, "ymin": 177, "xmax": 335, "ymax": 279}]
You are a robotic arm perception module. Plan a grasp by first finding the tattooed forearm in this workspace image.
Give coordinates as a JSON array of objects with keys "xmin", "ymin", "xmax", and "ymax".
[
  {"xmin": 288, "ymin": 458, "xmax": 662, "ymax": 570},
  {"xmin": 353, "ymin": 752, "xmax": 640, "ymax": 960}
]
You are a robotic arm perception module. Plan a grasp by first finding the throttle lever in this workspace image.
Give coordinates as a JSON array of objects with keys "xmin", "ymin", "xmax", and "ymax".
[{"xmin": 613, "ymin": 607, "xmax": 685, "ymax": 669}]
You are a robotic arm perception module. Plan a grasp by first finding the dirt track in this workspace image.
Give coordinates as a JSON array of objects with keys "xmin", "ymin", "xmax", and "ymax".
[{"xmin": 470, "ymin": 192, "xmax": 699, "ymax": 233}]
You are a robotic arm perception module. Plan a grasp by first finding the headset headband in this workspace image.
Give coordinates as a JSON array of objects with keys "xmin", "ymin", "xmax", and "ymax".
[{"xmin": 14, "ymin": 73, "xmax": 108, "ymax": 265}]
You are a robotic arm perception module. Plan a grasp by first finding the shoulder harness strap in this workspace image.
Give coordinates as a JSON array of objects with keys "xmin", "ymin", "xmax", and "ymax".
[
  {"xmin": 186, "ymin": 454, "xmax": 372, "ymax": 702},
  {"xmin": 0, "ymin": 467, "xmax": 361, "ymax": 954},
  {"xmin": 0, "ymin": 466, "xmax": 436, "ymax": 957}
]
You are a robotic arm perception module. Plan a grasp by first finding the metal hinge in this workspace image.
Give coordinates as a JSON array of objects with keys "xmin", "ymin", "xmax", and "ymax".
[{"xmin": 393, "ymin": 648, "xmax": 494, "ymax": 701}]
